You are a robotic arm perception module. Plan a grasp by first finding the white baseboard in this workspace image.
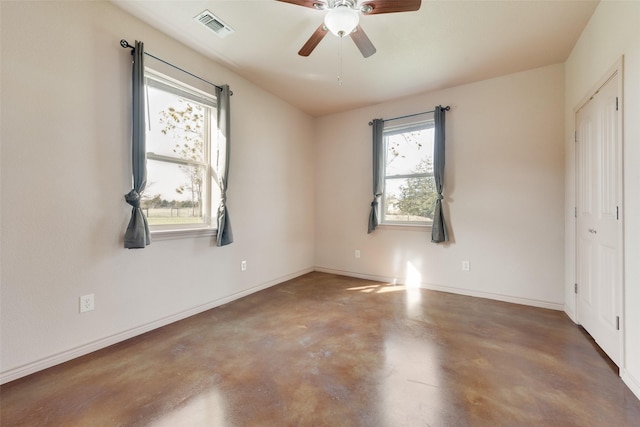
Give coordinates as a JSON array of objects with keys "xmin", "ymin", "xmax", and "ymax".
[
  {"xmin": 314, "ymin": 267, "xmax": 564, "ymax": 311},
  {"xmin": 622, "ymin": 369, "xmax": 640, "ymax": 401},
  {"xmin": 0, "ymin": 267, "xmax": 313, "ymax": 385}
]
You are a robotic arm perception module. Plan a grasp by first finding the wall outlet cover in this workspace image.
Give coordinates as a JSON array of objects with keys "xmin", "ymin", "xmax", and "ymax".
[{"xmin": 80, "ymin": 294, "xmax": 94, "ymax": 313}]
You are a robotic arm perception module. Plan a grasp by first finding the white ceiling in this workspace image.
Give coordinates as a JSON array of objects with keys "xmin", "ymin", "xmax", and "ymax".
[{"xmin": 112, "ymin": 0, "xmax": 599, "ymax": 117}]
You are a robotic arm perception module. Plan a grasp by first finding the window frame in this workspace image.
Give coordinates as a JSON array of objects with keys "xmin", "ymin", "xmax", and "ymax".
[
  {"xmin": 380, "ymin": 119, "xmax": 436, "ymax": 228},
  {"xmin": 143, "ymin": 68, "xmax": 218, "ymax": 238}
]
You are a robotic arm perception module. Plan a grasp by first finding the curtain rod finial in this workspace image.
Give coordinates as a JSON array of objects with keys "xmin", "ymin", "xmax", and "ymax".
[{"xmin": 120, "ymin": 39, "xmax": 133, "ymax": 49}]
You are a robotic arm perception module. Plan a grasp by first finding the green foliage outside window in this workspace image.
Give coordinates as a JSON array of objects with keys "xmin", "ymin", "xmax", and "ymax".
[{"xmin": 396, "ymin": 159, "xmax": 437, "ymax": 220}]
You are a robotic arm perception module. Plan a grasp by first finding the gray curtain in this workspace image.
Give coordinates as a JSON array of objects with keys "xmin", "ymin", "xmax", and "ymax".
[
  {"xmin": 216, "ymin": 85, "xmax": 233, "ymax": 246},
  {"xmin": 124, "ymin": 41, "xmax": 151, "ymax": 249},
  {"xmin": 431, "ymin": 106, "xmax": 449, "ymax": 243},
  {"xmin": 368, "ymin": 119, "xmax": 384, "ymax": 233}
]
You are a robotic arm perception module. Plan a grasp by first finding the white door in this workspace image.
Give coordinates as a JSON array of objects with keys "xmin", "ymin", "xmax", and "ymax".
[{"xmin": 575, "ymin": 71, "xmax": 623, "ymax": 367}]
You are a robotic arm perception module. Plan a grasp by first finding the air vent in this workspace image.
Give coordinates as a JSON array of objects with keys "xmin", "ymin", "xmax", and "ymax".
[{"xmin": 194, "ymin": 10, "xmax": 235, "ymax": 38}]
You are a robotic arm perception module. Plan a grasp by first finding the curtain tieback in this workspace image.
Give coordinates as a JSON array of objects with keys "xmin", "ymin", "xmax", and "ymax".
[
  {"xmin": 124, "ymin": 190, "xmax": 141, "ymax": 208},
  {"xmin": 370, "ymin": 200, "xmax": 378, "ymax": 207},
  {"xmin": 437, "ymin": 194, "xmax": 444, "ymax": 200}
]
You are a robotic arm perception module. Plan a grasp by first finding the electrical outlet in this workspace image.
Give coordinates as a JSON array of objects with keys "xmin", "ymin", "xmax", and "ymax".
[
  {"xmin": 355, "ymin": 249, "xmax": 361, "ymax": 259},
  {"xmin": 79, "ymin": 294, "xmax": 94, "ymax": 313},
  {"xmin": 241, "ymin": 260, "xmax": 247, "ymax": 271},
  {"xmin": 462, "ymin": 260, "xmax": 470, "ymax": 272}
]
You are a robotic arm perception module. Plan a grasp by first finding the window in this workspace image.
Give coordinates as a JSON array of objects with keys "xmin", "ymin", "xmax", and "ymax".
[
  {"xmin": 381, "ymin": 120, "xmax": 436, "ymax": 225},
  {"xmin": 143, "ymin": 69, "xmax": 220, "ymax": 233}
]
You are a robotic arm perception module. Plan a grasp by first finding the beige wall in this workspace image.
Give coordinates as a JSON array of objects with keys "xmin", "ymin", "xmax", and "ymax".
[
  {"xmin": 0, "ymin": 1, "xmax": 316, "ymax": 382},
  {"xmin": 564, "ymin": 0, "xmax": 640, "ymax": 398},
  {"xmin": 315, "ymin": 64, "xmax": 566, "ymax": 308}
]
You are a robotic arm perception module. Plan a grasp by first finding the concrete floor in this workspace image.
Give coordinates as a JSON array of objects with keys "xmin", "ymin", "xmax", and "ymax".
[{"xmin": 1, "ymin": 272, "xmax": 639, "ymax": 426}]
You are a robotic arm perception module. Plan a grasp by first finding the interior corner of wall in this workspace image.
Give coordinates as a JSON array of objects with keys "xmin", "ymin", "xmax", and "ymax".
[{"xmin": 563, "ymin": 303, "xmax": 577, "ymax": 323}]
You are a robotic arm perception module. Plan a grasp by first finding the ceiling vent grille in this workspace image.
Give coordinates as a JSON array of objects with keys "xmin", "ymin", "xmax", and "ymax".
[{"xmin": 194, "ymin": 10, "xmax": 235, "ymax": 38}]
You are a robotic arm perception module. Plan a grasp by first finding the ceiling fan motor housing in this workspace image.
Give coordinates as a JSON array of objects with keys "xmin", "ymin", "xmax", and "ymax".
[{"xmin": 325, "ymin": 0, "xmax": 372, "ymax": 13}]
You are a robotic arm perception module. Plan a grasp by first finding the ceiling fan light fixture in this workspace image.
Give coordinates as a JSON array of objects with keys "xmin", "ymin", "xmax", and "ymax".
[{"xmin": 324, "ymin": 6, "xmax": 359, "ymax": 37}]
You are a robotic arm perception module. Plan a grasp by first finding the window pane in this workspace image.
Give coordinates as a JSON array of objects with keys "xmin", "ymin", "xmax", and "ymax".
[
  {"xmin": 144, "ymin": 67, "xmax": 218, "ymax": 232},
  {"xmin": 143, "ymin": 159, "xmax": 207, "ymax": 226},
  {"xmin": 384, "ymin": 176, "xmax": 437, "ymax": 223},
  {"xmin": 385, "ymin": 127, "xmax": 434, "ymax": 176},
  {"xmin": 146, "ymin": 85, "xmax": 207, "ymax": 163}
]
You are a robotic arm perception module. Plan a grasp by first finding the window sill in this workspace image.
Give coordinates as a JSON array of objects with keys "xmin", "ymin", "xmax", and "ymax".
[
  {"xmin": 377, "ymin": 223, "xmax": 432, "ymax": 232},
  {"xmin": 151, "ymin": 227, "xmax": 217, "ymax": 241}
]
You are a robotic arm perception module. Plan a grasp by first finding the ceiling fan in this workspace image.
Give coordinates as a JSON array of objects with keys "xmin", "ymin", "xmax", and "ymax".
[{"xmin": 277, "ymin": 0, "xmax": 422, "ymax": 58}]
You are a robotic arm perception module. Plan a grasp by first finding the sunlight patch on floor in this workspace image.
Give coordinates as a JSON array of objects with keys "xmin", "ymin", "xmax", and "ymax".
[{"xmin": 151, "ymin": 387, "xmax": 227, "ymax": 427}]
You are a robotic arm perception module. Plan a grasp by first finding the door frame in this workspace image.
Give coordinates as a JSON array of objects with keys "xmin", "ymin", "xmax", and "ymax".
[{"xmin": 574, "ymin": 57, "xmax": 625, "ymax": 370}]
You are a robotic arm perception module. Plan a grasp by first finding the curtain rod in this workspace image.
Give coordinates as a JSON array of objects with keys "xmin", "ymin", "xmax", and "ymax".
[
  {"xmin": 368, "ymin": 106, "xmax": 450, "ymax": 126},
  {"xmin": 120, "ymin": 39, "xmax": 232, "ymax": 95}
]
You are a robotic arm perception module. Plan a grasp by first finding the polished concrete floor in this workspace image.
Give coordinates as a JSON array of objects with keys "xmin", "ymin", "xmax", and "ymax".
[{"xmin": 1, "ymin": 272, "xmax": 639, "ymax": 426}]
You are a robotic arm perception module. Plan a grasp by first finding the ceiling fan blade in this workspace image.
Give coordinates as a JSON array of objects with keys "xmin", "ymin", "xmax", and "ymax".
[
  {"xmin": 360, "ymin": 0, "xmax": 421, "ymax": 15},
  {"xmin": 350, "ymin": 25, "xmax": 376, "ymax": 58},
  {"xmin": 298, "ymin": 23, "xmax": 329, "ymax": 56},
  {"xmin": 276, "ymin": 0, "xmax": 326, "ymax": 10}
]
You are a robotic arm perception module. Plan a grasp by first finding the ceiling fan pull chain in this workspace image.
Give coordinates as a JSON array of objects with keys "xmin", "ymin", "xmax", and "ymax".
[{"xmin": 338, "ymin": 36, "xmax": 344, "ymax": 86}]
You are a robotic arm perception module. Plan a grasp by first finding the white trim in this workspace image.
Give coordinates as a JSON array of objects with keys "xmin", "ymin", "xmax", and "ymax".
[
  {"xmin": 376, "ymin": 223, "xmax": 431, "ymax": 232},
  {"xmin": 314, "ymin": 267, "xmax": 564, "ymax": 311},
  {"xmin": 151, "ymin": 227, "xmax": 216, "ymax": 241},
  {"xmin": 0, "ymin": 267, "xmax": 313, "ymax": 385},
  {"xmin": 622, "ymin": 369, "xmax": 640, "ymax": 401}
]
